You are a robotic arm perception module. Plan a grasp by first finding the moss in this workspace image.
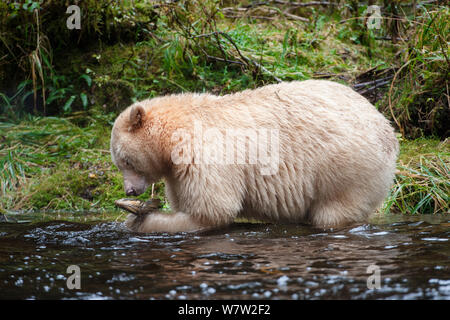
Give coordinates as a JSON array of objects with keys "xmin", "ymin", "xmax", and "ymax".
[
  {"xmin": 93, "ymin": 79, "xmax": 135, "ymax": 113},
  {"xmin": 399, "ymin": 137, "xmax": 449, "ymax": 164},
  {"xmin": 29, "ymin": 164, "xmax": 107, "ymax": 210}
]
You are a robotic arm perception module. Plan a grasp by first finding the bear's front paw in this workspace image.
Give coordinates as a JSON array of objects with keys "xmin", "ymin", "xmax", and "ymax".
[{"xmin": 125, "ymin": 213, "xmax": 148, "ymax": 232}]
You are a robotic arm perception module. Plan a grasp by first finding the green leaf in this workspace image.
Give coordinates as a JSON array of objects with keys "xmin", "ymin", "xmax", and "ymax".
[
  {"xmin": 30, "ymin": 2, "xmax": 39, "ymax": 11},
  {"xmin": 0, "ymin": 93, "xmax": 12, "ymax": 107},
  {"xmin": 79, "ymin": 74, "xmax": 92, "ymax": 87},
  {"xmin": 63, "ymin": 95, "xmax": 76, "ymax": 113},
  {"xmin": 46, "ymin": 91, "xmax": 65, "ymax": 105},
  {"xmin": 80, "ymin": 93, "xmax": 88, "ymax": 109}
]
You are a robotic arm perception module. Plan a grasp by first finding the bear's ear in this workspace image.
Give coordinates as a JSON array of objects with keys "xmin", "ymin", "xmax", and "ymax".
[{"xmin": 129, "ymin": 105, "xmax": 145, "ymax": 131}]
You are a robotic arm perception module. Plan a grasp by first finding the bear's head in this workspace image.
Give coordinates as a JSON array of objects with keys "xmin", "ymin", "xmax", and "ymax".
[{"xmin": 110, "ymin": 104, "xmax": 167, "ymax": 196}]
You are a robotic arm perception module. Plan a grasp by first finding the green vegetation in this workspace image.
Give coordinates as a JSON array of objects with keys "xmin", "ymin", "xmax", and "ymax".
[
  {"xmin": 0, "ymin": 1, "xmax": 448, "ymax": 221},
  {"xmin": 0, "ymin": 113, "xmax": 167, "ymax": 220},
  {"xmin": 379, "ymin": 6, "xmax": 449, "ymax": 138},
  {"xmin": 383, "ymin": 137, "xmax": 449, "ymax": 215}
]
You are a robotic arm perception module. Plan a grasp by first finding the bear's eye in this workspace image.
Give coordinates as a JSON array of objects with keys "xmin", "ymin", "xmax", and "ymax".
[{"xmin": 125, "ymin": 159, "xmax": 132, "ymax": 167}]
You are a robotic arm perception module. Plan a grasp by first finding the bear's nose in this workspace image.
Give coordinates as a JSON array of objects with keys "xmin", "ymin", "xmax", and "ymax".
[{"xmin": 125, "ymin": 187, "xmax": 137, "ymax": 196}]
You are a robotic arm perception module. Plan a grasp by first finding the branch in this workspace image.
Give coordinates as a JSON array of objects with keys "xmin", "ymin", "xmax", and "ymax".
[
  {"xmin": 282, "ymin": 10, "xmax": 309, "ymax": 22},
  {"xmin": 251, "ymin": 59, "xmax": 283, "ymax": 83},
  {"xmin": 357, "ymin": 80, "xmax": 391, "ymax": 95},
  {"xmin": 353, "ymin": 76, "xmax": 393, "ymax": 89},
  {"xmin": 192, "ymin": 31, "xmax": 282, "ymax": 83}
]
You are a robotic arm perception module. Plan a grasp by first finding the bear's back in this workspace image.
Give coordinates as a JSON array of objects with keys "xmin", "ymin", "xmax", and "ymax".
[{"xmin": 154, "ymin": 80, "xmax": 398, "ymax": 225}]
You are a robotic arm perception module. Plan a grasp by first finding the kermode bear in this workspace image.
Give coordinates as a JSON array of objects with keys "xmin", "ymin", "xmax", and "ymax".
[{"xmin": 110, "ymin": 80, "xmax": 399, "ymax": 233}]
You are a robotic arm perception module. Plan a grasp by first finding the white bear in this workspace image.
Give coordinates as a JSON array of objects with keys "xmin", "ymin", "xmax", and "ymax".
[{"xmin": 110, "ymin": 80, "xmax": 399, "ymax": 232}]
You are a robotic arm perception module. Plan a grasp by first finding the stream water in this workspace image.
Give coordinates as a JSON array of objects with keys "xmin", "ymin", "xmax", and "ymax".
[{"xmin": 0, "ymin": 214, "xmax": 449, "ymax": 300}]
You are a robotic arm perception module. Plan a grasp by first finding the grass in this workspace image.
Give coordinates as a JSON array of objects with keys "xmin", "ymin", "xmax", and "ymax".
[
  {"xmin": 0, "ymin": 114, "xmax": 115, "ymax": 212},
  {"xmin": 0, "ymin": 112, "xmax": 166, "ymax": 220},
  {"xmin": 382, "ymin": 140, "xmax": 449, "ymax": 215}
]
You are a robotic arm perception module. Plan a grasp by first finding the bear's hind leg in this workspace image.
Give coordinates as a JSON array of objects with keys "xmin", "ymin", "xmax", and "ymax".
[{"xmin": 309, "ymin": 193, "xmax": 381, "ymax": 228}]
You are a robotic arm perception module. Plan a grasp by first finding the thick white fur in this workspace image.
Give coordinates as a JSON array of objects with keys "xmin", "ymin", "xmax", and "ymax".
[{"xmin": 111, "ymin": 80, "xmax": 399, "ymax": 232}]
